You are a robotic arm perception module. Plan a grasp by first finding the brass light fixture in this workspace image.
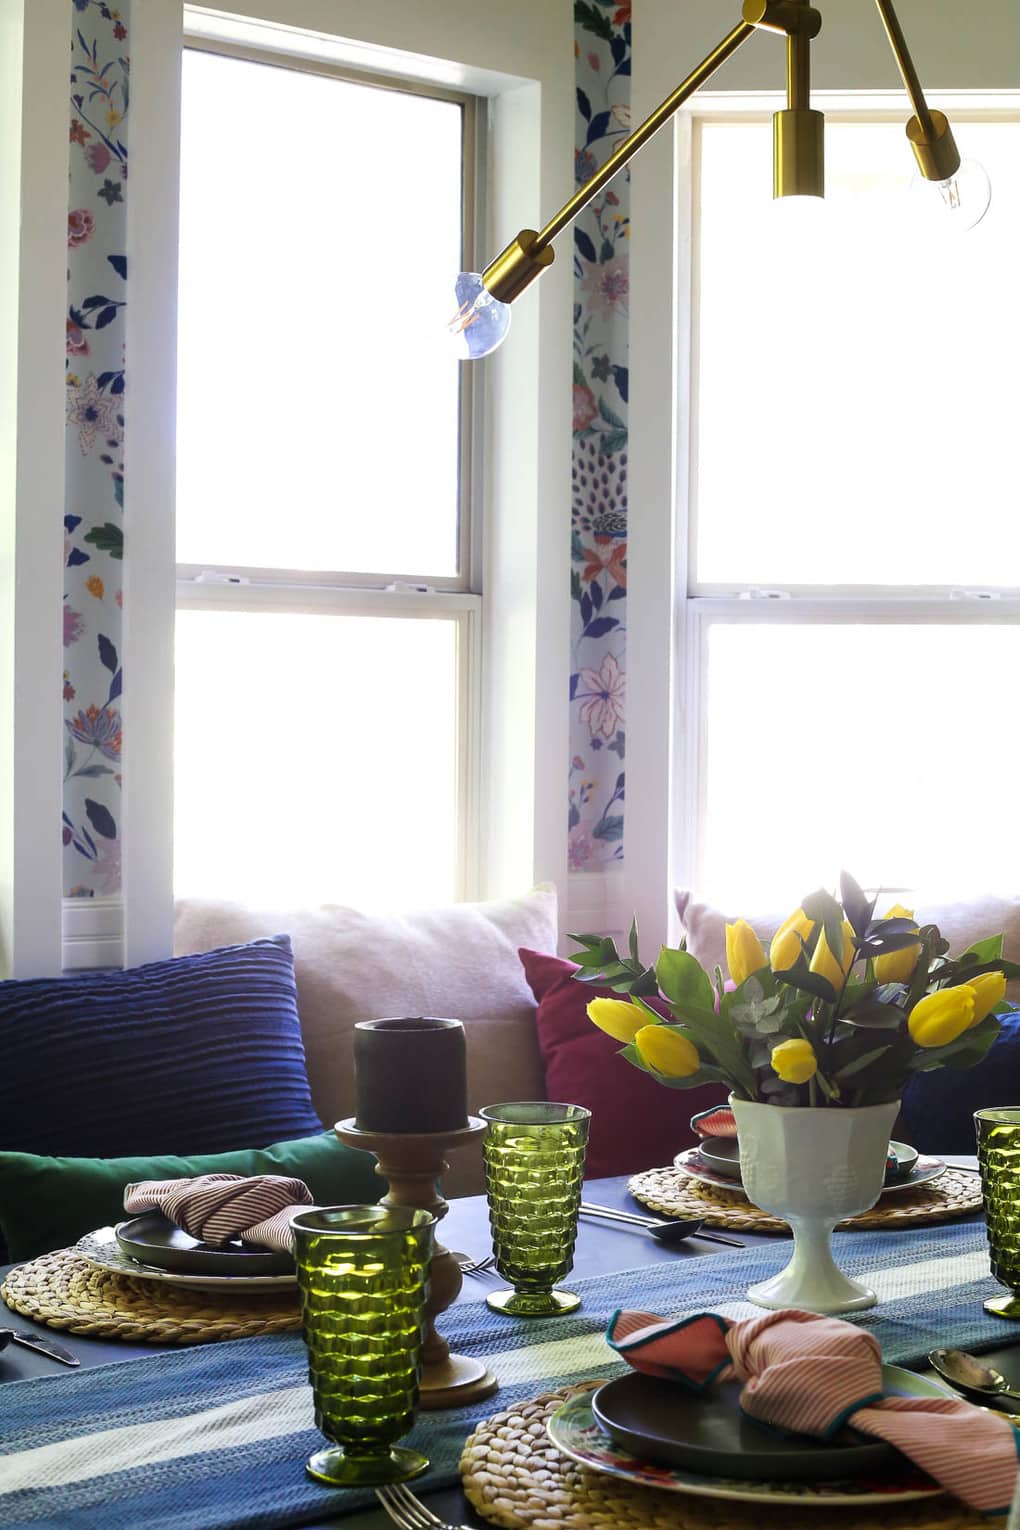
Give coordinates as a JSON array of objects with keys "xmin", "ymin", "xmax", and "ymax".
[{"xmin": 451, "ymin": 0, "xmax": 986, "ymax": 358}]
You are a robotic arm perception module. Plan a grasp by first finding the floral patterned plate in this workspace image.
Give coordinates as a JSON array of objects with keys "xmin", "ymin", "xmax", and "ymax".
[
  {"xmin": 547, "ymin": 1385, "xmax": 943, "ymax": 1506},
  {"xmin": 674, "ymin": 1147, "xmax": 947, "ymax": 1198},
  {"xmin": 75, "ymin": 1226, "xmax": 297, "ymax": 1292}
]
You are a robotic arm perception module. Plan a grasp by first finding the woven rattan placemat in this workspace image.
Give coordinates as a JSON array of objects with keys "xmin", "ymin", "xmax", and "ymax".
[
  {"xmin": 460, "ymin": 1382, "xmax": 987, "ymax": 1529},
  {"xmin": 0, "ymin": 1249, "xmax": 302, "ymax": 1345},
  {"xmin": 627, "ymin": 1167, "xmax": 982, "ymax": 1232}
]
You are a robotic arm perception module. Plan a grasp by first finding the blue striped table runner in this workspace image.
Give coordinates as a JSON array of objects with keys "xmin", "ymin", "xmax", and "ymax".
[{"xmin": 0, "ymin": 1221, "xmax": 1011, "ymax": 1530}]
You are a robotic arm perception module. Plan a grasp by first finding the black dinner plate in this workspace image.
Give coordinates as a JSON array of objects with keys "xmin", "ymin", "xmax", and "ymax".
[
  {"xmin": 115, "ymin": 1212, "xmax": 295, "ymax": 1276},
  {"xmin": 590, "ymin": 1366, "xmax": 940, "ymax": 1481}
]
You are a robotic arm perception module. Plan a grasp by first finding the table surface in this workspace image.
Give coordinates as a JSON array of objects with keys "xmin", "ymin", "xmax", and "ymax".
[{"xmin": 2, "ymin": 1162, "xmax": 1006, "ymax": 1530}]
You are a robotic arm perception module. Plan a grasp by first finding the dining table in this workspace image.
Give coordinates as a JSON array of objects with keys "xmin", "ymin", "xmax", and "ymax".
[{"xmin": 1, "ymin": 1159, "xmax": 1016, "ymax": 1530}]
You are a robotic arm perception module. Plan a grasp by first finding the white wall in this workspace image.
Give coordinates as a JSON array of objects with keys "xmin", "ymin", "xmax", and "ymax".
[
  {"xmin": 0, "ymin": 0, "xmax": 69, "ymax": 977},
  {"xmin": 625, "ymin": 0, "xmax": 1020, "ymax": 954}
]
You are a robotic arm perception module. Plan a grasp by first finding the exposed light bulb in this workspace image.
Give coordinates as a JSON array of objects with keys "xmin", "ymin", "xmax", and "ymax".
[
  {"xmin": 449, "ymin": 272, "xmax": 511, "ymax": 359},
  {"xmin": 910, "ymin": 157, "xmax": 992, "ymax": 233}
]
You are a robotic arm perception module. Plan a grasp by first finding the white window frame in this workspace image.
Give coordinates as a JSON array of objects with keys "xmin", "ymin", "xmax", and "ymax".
[
  {"xmin": 56, "ymin": 0, "xmax": 573, "ymax": 972},
  {"xmin": 173, "ymin": 40, "xmax": 484, "ymax": 907},
  {"xmin": 625, "ymin": 0, "xmax": 1020, "ymax": 957},
  {"xmin": 678, "ymin": 97, "xmax": 1020, "ymax": 903}
]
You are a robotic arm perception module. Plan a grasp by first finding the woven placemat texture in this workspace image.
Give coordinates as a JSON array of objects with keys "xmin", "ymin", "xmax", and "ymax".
[
  {"xmin": 628, "ymin": 1167, "xmax": 982, "ymax": 1232},
  {"xmin": 460, "ymin": 1382, "xmax": 989, "ymax": 1529},
  {"xmin": 0, "ymin": 1249, "xmax": 301, "ymax": 1344}
]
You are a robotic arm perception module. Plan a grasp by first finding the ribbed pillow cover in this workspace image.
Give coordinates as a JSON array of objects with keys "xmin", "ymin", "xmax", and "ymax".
[{"xmin": 0, "ymin": 936, "xmax": 323, "ymax": 1158}]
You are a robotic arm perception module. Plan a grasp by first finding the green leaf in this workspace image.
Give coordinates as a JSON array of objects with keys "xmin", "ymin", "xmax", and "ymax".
[
  {"xmin": 628, "ymin": 916, "xmax": 640, "ymax": 965},
  {"xmin": 833, "ymin": 1045, "xmax": 894, "ymax": 1082},
  {"xmin": 774, "ymin": 967, "xmax": 839, "ymax": 1004},
  {"xmin": 840, "ymin": 1002, "xmax": 905, "ymax": 1031},
  {"xmin": 573, "ymin": 360, "xmax": 588, "ymax": 387},
  {"xmin": 656, "ymin": 948, "xmax": 715, "ymax": 1012},
  {"xmin": 83, "ymin": 522, "xmax": 123, "ymax": 559},
  {"xmin": 600, "ymin": 428, "xmax": 628, "ymax": 454},
  {"xmin": 840, "ymin": 872, "xmax": 875, "ymax": 937},
  {"xmin": 802, "ymin": 888, "xmax": 842, "ymax": 927},
  {"xmin": 963, "ymin": 934, "xmax": 1005, "ymax": 963},
  {"xmin": 574, "ymin": 0, "xmax": 614, "ymax": 40}
]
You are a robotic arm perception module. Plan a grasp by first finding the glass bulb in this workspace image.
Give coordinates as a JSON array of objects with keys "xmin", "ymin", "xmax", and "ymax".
[
  {"xmin": 448, "ymin": 272, "xmax": 511, "ymax": 359},
  {"xmin": 910, "ymin": 157, "xmax": 992, "ymax": 234}
]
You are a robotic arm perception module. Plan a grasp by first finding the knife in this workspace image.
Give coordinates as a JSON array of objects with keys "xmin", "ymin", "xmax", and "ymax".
[{"xmin": 0, "ymin": 1328, "xmax": 80, "ymax": 1367}]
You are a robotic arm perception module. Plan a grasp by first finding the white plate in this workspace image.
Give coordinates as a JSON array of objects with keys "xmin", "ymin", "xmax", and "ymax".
[
  {"xmin": 75, "ymin": 1226, "xmax": 298, "ymax": 1292},
  {"xmin": 547, "ymin": 1373, "xmax": 946, "ymax": 1508},
  {"xmin": 674, "ymin": 1148, "xmax": 947, "ymax": 1198}
]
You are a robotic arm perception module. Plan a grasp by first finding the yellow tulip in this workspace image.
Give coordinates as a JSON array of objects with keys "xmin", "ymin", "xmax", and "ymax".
[
  {"xmin": 908, "ymin": 986, "xmax": 976, "ymax": 1048},
  {"xmin": 809, "ymin": 919, "xmax": 856, "ymax": 991},
  {"xmin": 967, "ymin": 971, "xmax": 1007, "ymax": 1027},
  {"xmin": 770, "ymin": 909, "xmax": 815, "ymax": 972},
  {"xmin": 874, "ymin": 903, "xmax": 922, "ymax": 984},
  {"xmin": 634, "ymin": 1024, "xmax": 700, "ymax": 1078},
  {"xmin": 770, "ymin": 1038, "xmax": 818, "ymax": 1084},
  {"xmin": 725, "ymin": 919, "xmax": 768, "ymax": 986},
  {"xmin": 587, "ymin": 997, "xmax": 644, "ymax": 1045}
]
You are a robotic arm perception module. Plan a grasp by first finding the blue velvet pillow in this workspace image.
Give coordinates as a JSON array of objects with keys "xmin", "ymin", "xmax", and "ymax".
[
  {"xmin": 0, "ymin": 936, "xmax": 323, "ymax": 1157},
  {"xmin": 899, "ymin": 1006, "xmax": 1020, "ymax": 1154}
]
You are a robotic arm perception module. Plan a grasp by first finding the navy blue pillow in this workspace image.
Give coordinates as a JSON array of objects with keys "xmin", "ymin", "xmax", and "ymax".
[
  {"xmin": 0, "ymin": 936, "xmax": 323, "ymax": 1157},
  {"xmin": 899, "ymin": 1006, "xmax": 1020, "ymax": 1154}
]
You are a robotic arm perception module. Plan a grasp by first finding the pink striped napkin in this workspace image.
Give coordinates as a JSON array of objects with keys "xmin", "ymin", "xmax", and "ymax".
[
  {"xmin": 123, "ymin": 1173, "xmax": 313, "ymax": 1254},
  {"xmin": 607, "ymin": 1307, "xmax": 1019, "ymax": 1514}
]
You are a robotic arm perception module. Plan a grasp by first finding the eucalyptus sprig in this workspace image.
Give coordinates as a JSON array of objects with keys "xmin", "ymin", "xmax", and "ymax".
[{"xmin": 572, "ymin": 871, "xmax": 1018, "ymax": 1108}]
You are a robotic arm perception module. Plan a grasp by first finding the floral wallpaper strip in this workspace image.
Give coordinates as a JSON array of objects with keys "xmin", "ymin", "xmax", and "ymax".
[
  {"xmin": 569, "ymin": 2, "xmax": 630, "ymax": 873},
  {"xmin": 63, "ymin": 0, "xmax": 128, "ymax": 898}
]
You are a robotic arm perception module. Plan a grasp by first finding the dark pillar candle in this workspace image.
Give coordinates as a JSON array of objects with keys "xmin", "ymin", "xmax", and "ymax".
[{"xmin": 353, "ymin": 1016, "xmax": 468, "ymax": 1133}]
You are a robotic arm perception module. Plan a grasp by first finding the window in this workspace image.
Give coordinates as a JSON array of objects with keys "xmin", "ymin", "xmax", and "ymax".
[
  {"xmin": 682, "ymin": 106, "xmax": 1020, "ymax": 907},
  {"xmin": 174, "ymin": 43, "xmax": 479, "ymax": 909}
]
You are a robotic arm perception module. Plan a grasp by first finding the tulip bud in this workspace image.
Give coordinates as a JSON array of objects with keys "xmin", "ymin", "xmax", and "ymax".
[
  {"xmin": 587, "ymin": 996, "xmax": 644, "ymax": 1045},
  {"xmin": 634, "ymin": 1024, "xmax": 700, "ymax": 1078},
  {"xmin": 967, "ymin": 971, "xmax": 1007, "ymax": 1027},
  {"xmin": 770, "ymin": 1037, "xmax": 818, "ymax": 1084},
  {"xmin": 808, "ymin": 919, "xmax": 856, "ymax": 991},
  {"xmin": 908, "ymin": 986, "xmax": 975, "ymax": 1048},
  {"xmin": 874, "ymin": 904, "xmax": 921, "ymax": 985},
  {"xmin": 770, "ymin": 909, "xmax": 815, "ymax": 972},
  {"xmin": 725, "ymin": 919, "xmax": 768, "ymax": 986}
]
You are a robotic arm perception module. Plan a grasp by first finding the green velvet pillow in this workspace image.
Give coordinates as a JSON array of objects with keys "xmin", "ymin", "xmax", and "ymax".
[{"xmin": 0, "ymin": 1131, "xmax": 382, "ymax": 1262}]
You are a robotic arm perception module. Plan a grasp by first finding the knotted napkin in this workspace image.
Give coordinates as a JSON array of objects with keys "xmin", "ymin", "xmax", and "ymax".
[
  {"xmin": 123, "ymin": 1173, "xmax": 314, "ymax": 1254},
  {"xmin": 607, "ymin": 1306, "xmax": 1019, "ymax": 1514}
]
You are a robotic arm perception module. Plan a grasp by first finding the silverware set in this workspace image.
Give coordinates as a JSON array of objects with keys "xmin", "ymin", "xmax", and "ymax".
[{"xmin": 377, "ymin": 1481, "xmax": 468, "ymax": 1530}]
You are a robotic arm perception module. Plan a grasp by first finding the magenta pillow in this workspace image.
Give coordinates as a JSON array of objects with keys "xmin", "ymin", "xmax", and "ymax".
[{"xmin": 519, "ymin": 948, "xmax": 728, "ymax": 1179}]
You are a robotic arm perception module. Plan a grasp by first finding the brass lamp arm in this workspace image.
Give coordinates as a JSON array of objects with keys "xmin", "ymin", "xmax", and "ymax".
[
  {"xmin": 873, "ymin": 0, "xmax": 961, "ymax": 182},
  {"xmin": 482, "ymin": 18, "xmax": 757, "ymax": 304}
]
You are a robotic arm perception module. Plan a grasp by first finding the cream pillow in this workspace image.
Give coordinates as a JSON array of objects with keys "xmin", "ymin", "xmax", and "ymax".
[
  {"xmin": 174, "ymin": 884, "xmax": 557, "ymax": 1196},
  {"xmin": 675, "ymin": 888, "xmax": 1020, "ymax": 998}
]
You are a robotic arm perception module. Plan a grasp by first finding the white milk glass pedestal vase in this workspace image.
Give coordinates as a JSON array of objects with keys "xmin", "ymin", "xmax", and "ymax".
[{"xmin": 730, "ymin": 1096, "xmax": 900, "ymax": 1315}]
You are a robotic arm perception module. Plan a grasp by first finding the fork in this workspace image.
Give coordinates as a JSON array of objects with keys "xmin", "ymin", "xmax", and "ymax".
[
  {"xmin": 454, "ymin": 1252, "xmax": 496, "ymax": 1277},
  {"xmin": 376, "ymin": 1482, "xmax": 468, "ymax": 1530}
]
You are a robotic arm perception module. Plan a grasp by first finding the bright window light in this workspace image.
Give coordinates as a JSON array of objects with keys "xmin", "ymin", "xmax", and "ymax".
[
  {"xmin": 700, "ymin": 621, "xmax": 1020, "ymax": 907},
  {"xmin": 695, "ymin": 119, "xmax": 1020, "ymax": 588},
  {"xmin": 174, "ymin": 608, "xmax": 460, "ymax": 908},
  {"xmin": 177, "ymin": 49, "xmax": 463, "ymax": 576}
]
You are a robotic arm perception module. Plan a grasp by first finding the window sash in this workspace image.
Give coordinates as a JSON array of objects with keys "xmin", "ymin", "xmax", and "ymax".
[
  {"xmin": 177, "ymin": 35, "xmax": 482, "ymax": 595},
  {"xmin": 676, "ymin": 594, "xmax": 1020, "ymax": 899},
  {"xmin": 175, "ymin": 578, "xmax": 482, "ymax": 901},
  {"xmin": 685, "ymin": 99, "xmax": 1020, "ymax": 599}
]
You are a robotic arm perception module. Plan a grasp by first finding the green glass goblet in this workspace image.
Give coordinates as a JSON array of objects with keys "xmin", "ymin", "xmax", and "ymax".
[
  {"xmin": 291, "ymin": 1205, "xmax": 435, "ymax": 1486},
  {"xmin": 976, "ymin": 1108, "xmax": 1020, "ymax": 1319},
  {"xmin": 480, "ymin": 1102, "xmax": 590, "ymax": 1317}
]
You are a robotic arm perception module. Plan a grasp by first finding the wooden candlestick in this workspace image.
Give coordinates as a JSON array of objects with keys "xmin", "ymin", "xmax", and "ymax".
[{"xmin": 334, "ymin": 1117, "xmax": 498, "ymax": 1410}]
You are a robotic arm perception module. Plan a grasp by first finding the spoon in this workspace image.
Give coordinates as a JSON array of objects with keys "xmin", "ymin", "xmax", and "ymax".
[
  {"xmin": 579, "ymin": 1201, "xmax": 744, "ymax": 1248},
  {"xmin": 928, "ymin": 1347, "xmax": 1020, "ymax": 1405}
]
